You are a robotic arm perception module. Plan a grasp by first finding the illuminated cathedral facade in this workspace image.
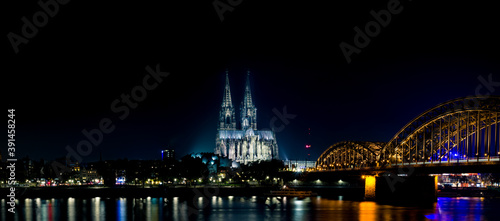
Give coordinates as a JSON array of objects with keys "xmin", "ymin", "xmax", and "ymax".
[{"xmin": 214, "ymin": 71, "xmax": 279, "ymax": 164}]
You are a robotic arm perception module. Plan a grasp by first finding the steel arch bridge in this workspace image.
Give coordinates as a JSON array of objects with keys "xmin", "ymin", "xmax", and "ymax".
[{"xmin": 316, "ymin": 96, "xmax": 500, "ymax": 171}]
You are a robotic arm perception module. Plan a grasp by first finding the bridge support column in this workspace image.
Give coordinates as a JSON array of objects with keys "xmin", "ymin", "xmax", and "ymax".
[
  {"xmin": 364, "ymin": 175, "xmax": 437, "ymax": 202},
  {"xmin": 364, "ymin": 175, "xmax": 376, "ymax": 200}
]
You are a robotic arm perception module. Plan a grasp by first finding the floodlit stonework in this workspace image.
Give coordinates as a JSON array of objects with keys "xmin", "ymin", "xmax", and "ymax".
[{"xmin": 214, "ymin": 71, "xmax": 278, "ymax": 164}]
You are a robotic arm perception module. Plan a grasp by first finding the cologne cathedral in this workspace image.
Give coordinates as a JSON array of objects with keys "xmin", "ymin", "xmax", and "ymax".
[{"xmin": 214, "ymin": 71, "xmax": 279, "ymax": 164}]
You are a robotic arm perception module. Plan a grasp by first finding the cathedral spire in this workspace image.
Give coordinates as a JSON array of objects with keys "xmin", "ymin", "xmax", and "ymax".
[
  {"xmin": 243, "ymin": 70, "xmax": 253, "ymax": 108},
  {"xmin": 219, "ymin": 70, "xmax": 236, "ymax": 130},
  {"xmin": 241, "ymin": 70, "xmax": 257, "ymax": 130},
  {"xmin": 222, "ymin": 69, "xmax": 233, "ymax": 108}
]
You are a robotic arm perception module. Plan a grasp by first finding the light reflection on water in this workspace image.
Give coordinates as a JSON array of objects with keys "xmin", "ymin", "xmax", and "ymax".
[
  {"xmin": 1, "ymin": 197, "xmax": 499, "ymax": 220},
  {"xmin": 425, "ymin": 197, "xmax": 496, "ymax": 221}
]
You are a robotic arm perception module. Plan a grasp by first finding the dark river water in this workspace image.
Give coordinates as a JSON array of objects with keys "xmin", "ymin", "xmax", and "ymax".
[{"xmin": 2, "ymin": 196, "xmax": 498, "ymax": 220}]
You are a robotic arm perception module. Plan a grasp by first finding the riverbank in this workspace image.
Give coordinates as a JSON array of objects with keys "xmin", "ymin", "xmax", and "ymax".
[
  {"xmin": 2, "ymin": 185, "xmax": 364, "ymax": 199},
  {"xmin": 3, "ymin": 186, "xmax": 498, "ymax": 200},
  {"xmin": 1, "ymin": 186, "xmax": 278, "ymax": 199}
]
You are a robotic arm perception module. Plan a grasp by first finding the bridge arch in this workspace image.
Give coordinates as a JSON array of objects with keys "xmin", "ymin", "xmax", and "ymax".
[
  {"xmin": 316, "ymin": 96, "xmax": 500, "ymax": 170},
  {"xmin": 316, "ymin": 141, "xmax": 384, "ymax": 170},
  {"xmin": 380, "ymin": 96, "xmax": 500, "ymax": 166}
]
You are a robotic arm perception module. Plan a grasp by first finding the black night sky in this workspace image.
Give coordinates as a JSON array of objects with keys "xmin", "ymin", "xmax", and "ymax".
[{"xmin": 4, "ymin": 0, "xmax": 499, "ymax": 163}]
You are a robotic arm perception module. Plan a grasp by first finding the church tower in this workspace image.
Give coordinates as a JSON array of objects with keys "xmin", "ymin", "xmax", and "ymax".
[
  {"xmin": 240, "ymin": 71, "xmax": 257, "ymax": 131},
  {"xmin": 219, "ymin": 70, "xmax": 236, "ymax": 130},
  {"xmin": 215, "ymin": 69, "xmax": 278, "ymax": 163}
]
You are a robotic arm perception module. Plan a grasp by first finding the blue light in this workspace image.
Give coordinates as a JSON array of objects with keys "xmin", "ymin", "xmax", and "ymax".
[
  {"xmin": 424, "ymin": 214, "xmax": 438, "ymax": 219},
  {"xmin": 116, "ymin": 177, "xmax": 126, "ymax": 185}
]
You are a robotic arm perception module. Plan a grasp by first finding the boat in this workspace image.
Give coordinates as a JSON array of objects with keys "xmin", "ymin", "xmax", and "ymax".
[{"xmin": 265, "ymin": 186, "xmax": 317, "ymax": 198}]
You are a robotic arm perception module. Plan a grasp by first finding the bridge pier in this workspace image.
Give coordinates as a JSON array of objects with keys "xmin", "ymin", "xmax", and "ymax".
[
  {"xmin": 364, "ymin": 175, "xmax": 437, "ymax": 202},
  {"xmin": 364, "ymin": 176, "xmax": 376, "ymax": 200}
]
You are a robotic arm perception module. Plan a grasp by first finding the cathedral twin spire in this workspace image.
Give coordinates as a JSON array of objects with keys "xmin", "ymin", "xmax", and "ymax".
[
  {"xmin": 219, "ymin": 70, "xmax": 236, "ymax": 130},
  {"xmin": 241, "ymin": 71, "xmax": 257, "ymax": 130},
  {"xmin": 221, "ymin": 70, "xmax": 233, "ymax": 108},
  {"xmin": 219, "ymin": 70, "xmax": 257, "ymax": 131}
]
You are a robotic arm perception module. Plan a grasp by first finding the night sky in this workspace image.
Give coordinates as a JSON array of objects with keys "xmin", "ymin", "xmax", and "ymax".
[{"xmin": 4, "ymin": 0, "xmax": 499, "ymax": 163}]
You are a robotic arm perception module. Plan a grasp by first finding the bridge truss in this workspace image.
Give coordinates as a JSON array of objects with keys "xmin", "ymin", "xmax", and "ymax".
[{"xmin": 316, "ymin": 96, "xmax": 500, "ymax": 170}]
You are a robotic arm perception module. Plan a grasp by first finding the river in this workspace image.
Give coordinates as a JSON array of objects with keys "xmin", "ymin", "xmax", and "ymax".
[{"xmin": 2, "ymin": 196, "xmax": 498, "ymax": 220}]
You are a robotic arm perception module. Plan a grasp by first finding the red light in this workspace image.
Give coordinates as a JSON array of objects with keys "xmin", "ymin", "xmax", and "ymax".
[{"xmin": 305, "ymin": 145, "xmax": 311, "ymax": 149}]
